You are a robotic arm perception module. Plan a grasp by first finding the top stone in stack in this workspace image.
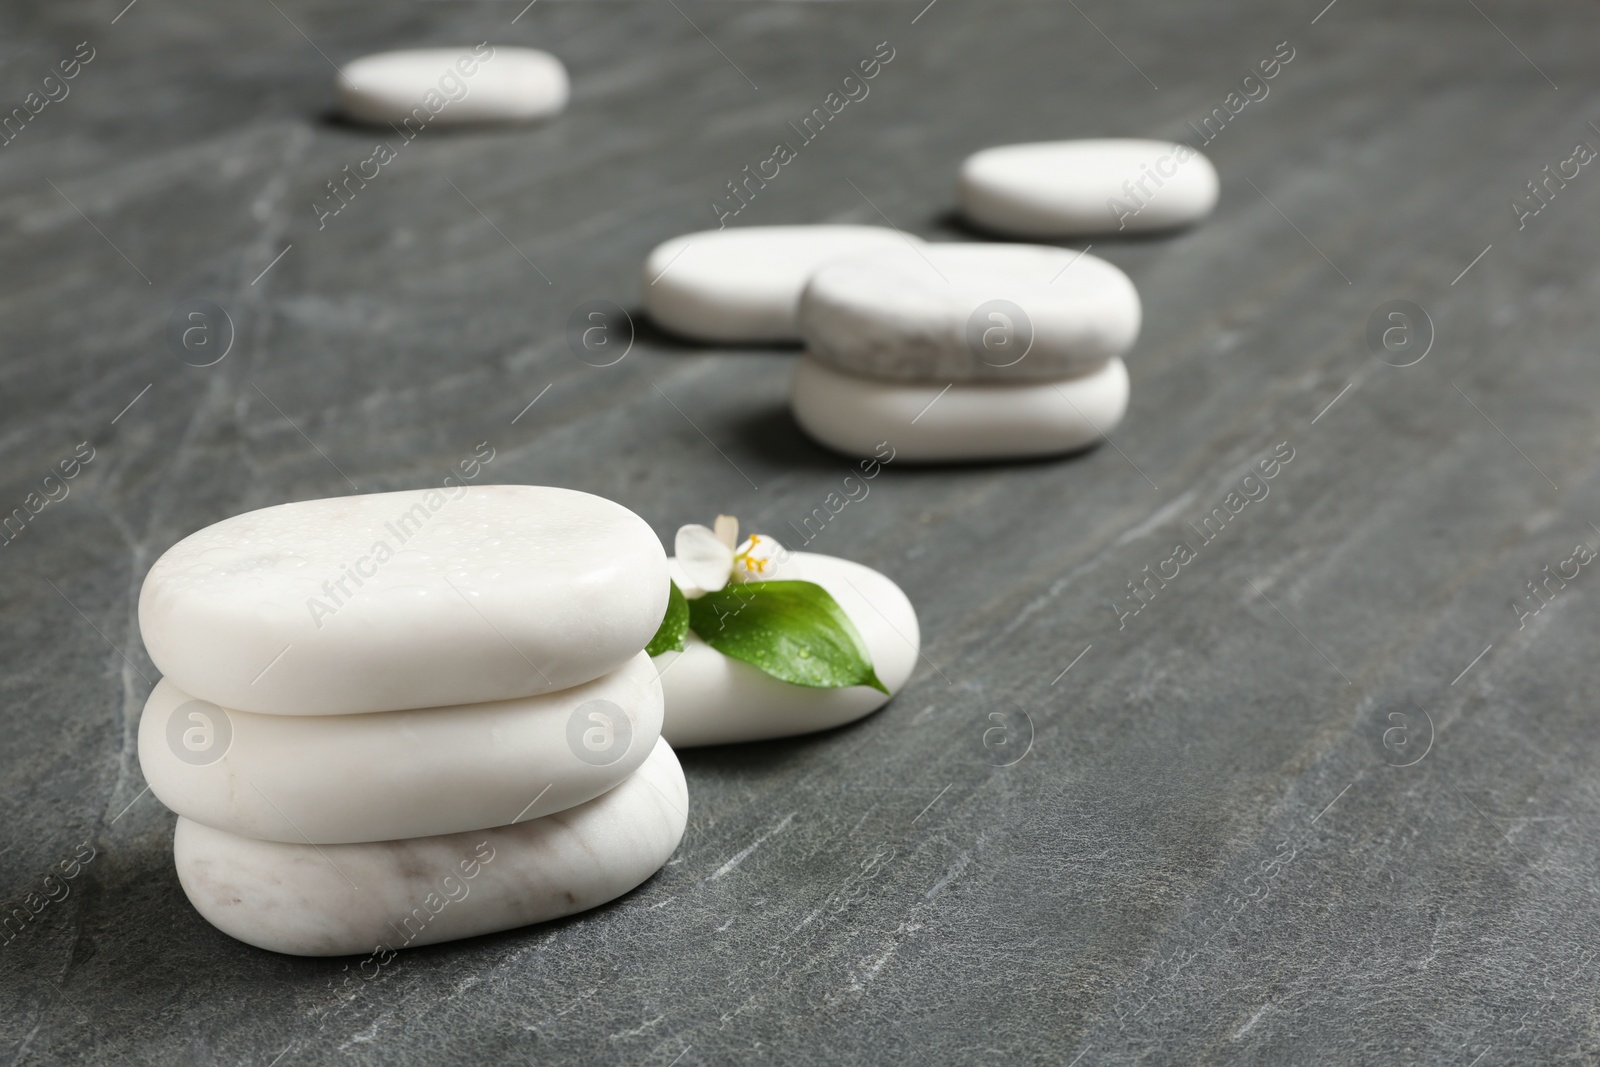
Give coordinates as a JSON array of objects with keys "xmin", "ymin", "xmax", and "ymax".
[{"xmin": 139, "ymin": 485, "xmax": 667, "ymax": 715}]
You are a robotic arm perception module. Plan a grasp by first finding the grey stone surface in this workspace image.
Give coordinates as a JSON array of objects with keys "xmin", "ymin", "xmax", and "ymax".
[{"xmin": 2, "ymin": 1, "xmax": 1598, "ymax": 1063}]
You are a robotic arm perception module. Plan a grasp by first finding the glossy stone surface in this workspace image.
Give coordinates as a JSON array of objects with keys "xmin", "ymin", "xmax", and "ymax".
[
  {"xmin": 174, "ymin": 737, "xmax": 688, "ymax": 956},
  {"xmin": 138, "ymin": 652, "xmax": 662, "ymax": 844},
  {"xmin": 338, "ymin": 47, "xmax": 569, "ymax": 126},
  {"xmin": 959, "ymin": 139, "xmax": 1220, "ymax": 236},
  {"xmin": 6, "ymin": 1, "xmax": 1599, "ymax": 1064},
  {"xmin": 642, "ymin": 225, "xmax": 916, "ymax": 343},
  {"xmin": 791, "ymin": 355, "xmax": 1130, "ymax": 461},
  {"xmin": 138, "ymin": 486, "xmax": 669, "ymax": 713},
  {"xmin": 800, "ymin": 243, "xmax": 1140, "ymax": 381}
]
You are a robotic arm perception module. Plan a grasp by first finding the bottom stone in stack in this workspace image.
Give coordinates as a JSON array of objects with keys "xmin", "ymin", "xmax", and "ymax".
[
  {"xmin": 790, "ymin": 355, "xmax": 1129, "ymax": 462},
  {"xmin": 173, "ymin": 737, "xmax": 688, "ymax": 956}
]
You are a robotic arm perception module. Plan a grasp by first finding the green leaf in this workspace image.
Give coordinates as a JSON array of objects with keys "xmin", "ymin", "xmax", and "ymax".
[
  {"xmin": 687, "ymin": 580, "xmax": 889, "ymax": 694},
  {"xmin": 646, "ymin": 580, "xmax": 689, "ymax": 656}
]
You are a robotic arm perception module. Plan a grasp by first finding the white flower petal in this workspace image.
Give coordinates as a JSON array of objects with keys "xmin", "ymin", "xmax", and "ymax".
[
  {"xmin": 713, "ymin": 514, "xmax": 739, "ymax": 550},
  {"xmin": 675, "ymin": 524, "xmax": 733, "ymax": 593}
]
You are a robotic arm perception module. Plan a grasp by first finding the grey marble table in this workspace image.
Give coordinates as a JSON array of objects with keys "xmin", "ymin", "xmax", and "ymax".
[{"xmin": 3, "ymin": 0, "xmax": 1599, "ymax": 1063}]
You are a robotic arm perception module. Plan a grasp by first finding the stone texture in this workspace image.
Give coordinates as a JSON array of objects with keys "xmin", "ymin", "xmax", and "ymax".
[
  {"xmin": 3, "ymin": 1, "xmax": 1600, "ymax": 1064},
  {"xmin": 790, "ymin": 354, "xmax": 1130, "ymax": 460},
  {"xmin": 799, "ymin": 243, "xmax": 1140, "ymax": 381},
  {"xmin": 338, "ymin": 46, "xmax": 568, "ymax": 127},
  {"xmin": 172, "ymin": 737, "xmax": 688, "ymax": 957},
  {"xmin": 958, "ymin": 139, "xmax": 1221, "ymax": 236},
  {"xmin": 643, "ymin": 225, "xmax": 916, "ymax": 343},
  {"xmin": 138, "ymin": 485, "xmax": 669, "ymax": 714},
  {"xmin": 137, "ymin": 652, "xmax": 663, "ymax": 844}
]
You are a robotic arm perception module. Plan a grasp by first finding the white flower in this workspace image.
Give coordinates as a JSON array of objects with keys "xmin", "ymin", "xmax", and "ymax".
[
  {"xmin": 731, "ymin": 533, "xmax": 780, "ymax": 582},
  {"xmin": 674, "ymin": 515, "xmax": 738, "ymax": 595},
  {"xmin": 673, "ymin": 515, "xmax": 784, "ymax": 597}
]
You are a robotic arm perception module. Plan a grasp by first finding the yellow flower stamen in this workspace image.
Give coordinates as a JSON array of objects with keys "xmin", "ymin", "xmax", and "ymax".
[{"xmin": 734, "ymin": 534, "xmax": 773, "ymax": 576}]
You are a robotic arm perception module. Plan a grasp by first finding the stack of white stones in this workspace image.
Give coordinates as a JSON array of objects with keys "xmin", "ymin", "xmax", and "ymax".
[
  {"xmin": 136, "ymin": 485, "xmax": 685, "ymax": 957},
  {"xmin": 791, "ymin": 243, "xmax": 1140, "ymax": 462},
  {"xmin": 640, "ymin": 140, "xmax": 1217, "ymax": 463}
]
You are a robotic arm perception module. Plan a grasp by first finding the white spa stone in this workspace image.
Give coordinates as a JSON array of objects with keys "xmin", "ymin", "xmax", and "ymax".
[
  {"xmin": 338, "ymin": 46, "xmax": 568, "ymax": 126},
  {"xmin": 791, "ymin": 355, "xmax": 1129, "ymax": 462},
  {"xmin": 655, "ymin": 552, "xmax": 918, "ymax": 747},
  {"xmin": 642, "ymin": 225, "xmax": 920, "ymax": 343},
  {"xmin": 959, "ymin": 139, "xmax": 1219, "ymax": 237},
  {"xmin": 139, "ymin": 652, "xmax": 662, "ymax": 844},
  {"xmin": 174, "ymin": 737, "xmax": 687, "ymax": 957},
  {"xmin": 799, "ymin": 243, "xmax": 1140, "ymax": 382},
  {"xmin": 139, "ymin": 486, "xmax": 669, "ymax": 715}
]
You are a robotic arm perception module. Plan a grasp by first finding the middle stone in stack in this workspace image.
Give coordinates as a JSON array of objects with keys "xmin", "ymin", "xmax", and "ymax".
[
  {"xmin": 136, "ymin": 485, "xmax": 686, "ymax": 957},
  {"xmin": 790, "ymin": 243, "xmax": 1141, "ymax": 462}
]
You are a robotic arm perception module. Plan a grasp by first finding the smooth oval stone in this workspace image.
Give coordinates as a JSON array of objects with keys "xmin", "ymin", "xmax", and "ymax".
[
  {"xmin": 174, "ymin": 737, "xmax": 687, "ymax": 957},
  {"xmin": 139, "ymin": 652, "xmax": 662, "ymax": 844},
  {"xmin": 338, "ymin": 47, "xmax": 568, "ymax": 126},
  {"xmin": 799, "ymin": 243, "xmax": 1140, "ymax": 382},
  {"xmin": 791, "ymin": 355, "xmax": 1129, "ymax": 462},
  {"xmin": 642, "ymin": 225, "xmax": 919, "ymax": 343},
  {"xmin": 139, "ymin": 486, "xmax": 668, "ymax": 715},
  {"xmin": 655, "ymin": 553, "xmax": 918, "ymax": 746},
  {"xmin": 959, "ymin": 139, "xmax": 1219, "ymax": 237}
]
